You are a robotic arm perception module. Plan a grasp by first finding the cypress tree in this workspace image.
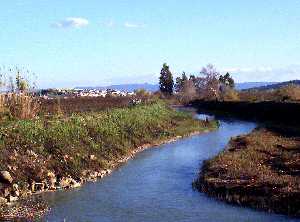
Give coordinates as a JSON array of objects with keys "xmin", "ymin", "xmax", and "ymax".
[{"xmin": 159, "ymin": 63, "xmax": 174, "ymax": 95}]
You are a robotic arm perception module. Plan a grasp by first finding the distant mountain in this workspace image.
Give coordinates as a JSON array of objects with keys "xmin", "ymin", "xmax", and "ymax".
[
  {"xmin": 75, "ymin": 83, "xmax": 159, "ymax": 92},
  {"xmin": 242, "ymin": 80, "xmax": 300, "ymax": 91},
  {"xmin": 235, "ymin": 82, "xmax": 276, "ymax": 90}
]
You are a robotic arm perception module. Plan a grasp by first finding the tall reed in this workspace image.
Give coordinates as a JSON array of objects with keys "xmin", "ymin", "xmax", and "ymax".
[{"xmin": 0, "ymin": 93, "xmax": 40, "ymax": 120}]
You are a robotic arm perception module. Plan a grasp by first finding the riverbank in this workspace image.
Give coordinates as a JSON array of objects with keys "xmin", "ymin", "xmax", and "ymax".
[
  {"xmin": 190, "ymin": 100, "xmax": 300, "ymax": 125},
  {"xmin": 194, "ymin": 127, "xmax": 300, "ymax": 217},
  {"xmin": 0, "ymin": 102, "xmax": 218, "ymax": 220}
]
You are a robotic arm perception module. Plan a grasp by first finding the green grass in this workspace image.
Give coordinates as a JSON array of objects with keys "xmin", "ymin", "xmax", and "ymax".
[{"xmin": 0, "ymin": 102, "xmax": 217, "ymax": 187}]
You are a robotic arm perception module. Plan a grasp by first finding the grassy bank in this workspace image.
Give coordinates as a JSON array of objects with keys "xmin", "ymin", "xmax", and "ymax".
[
  {"xmin": 0, "ymin": 101, "xmax": 217, "ymax": 219},
  {"xmin": 194, "ymin": 128, "xmax": 300, "ymax": 216}
]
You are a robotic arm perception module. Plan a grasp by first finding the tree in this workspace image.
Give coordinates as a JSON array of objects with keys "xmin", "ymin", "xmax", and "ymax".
[
  {"xmin": 178, "ymin": 79, "xmax": 197, "ymax": 103},
  {"xmin": 219, "ymin": 72, "xmax": 235, "ymax": 88},
  {"xmin": 175, "ymin": 72, "xmax": 188, "ymax": 93},
  {"xmin": 198, "ymin": 64, "xmax": 221, "ymax": 100},
  {"xmin": 159, "ymin": 63, "xmax": 174, "ymax": 95},
  {"xmin": 219, "ymin": 72, "xmax": 238, "ymax": 101}
]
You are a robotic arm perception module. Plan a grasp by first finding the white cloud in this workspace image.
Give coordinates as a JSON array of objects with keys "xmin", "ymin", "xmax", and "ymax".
[
  {"xmin": 124, "ymin": 22, "xmax": 144, "ymax": 28},
  {"xmin": 53, "ymin": 17, "xmax": 89, "ymax": 28}
]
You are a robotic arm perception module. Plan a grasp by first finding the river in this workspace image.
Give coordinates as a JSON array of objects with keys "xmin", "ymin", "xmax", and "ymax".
[{"xmin": 41, "ymin": 111, "xmax": 300, "ymax": 222}]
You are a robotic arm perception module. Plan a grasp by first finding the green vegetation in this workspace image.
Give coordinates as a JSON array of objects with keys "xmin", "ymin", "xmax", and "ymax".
[
  {"xmin": 0, "ymin": 101, "xmax": 217, "ymax": 187},
  {"xmin": 194, "ymin": 128, "xmax": 300, "ymax": 216},
  {"xmin": 219, "ymin": 72, "xmax": 235, "ymax": 89},
  {"xmin": 175, "ymin": 72, "xmax": 188, "ymax": 93},
  {"xmin": 0, "ymin": 67, "xmax": 218, "ymax": 219}
]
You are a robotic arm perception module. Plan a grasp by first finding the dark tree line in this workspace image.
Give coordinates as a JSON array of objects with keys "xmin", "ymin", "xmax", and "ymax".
[{"xmin": 158, "ymin": 63, "xmax": 237, "ymax": 101}]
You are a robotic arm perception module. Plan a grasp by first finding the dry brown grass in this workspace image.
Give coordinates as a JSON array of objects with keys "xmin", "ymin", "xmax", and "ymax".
[
  {"xmin": 275, "ymin": 84, "xmax": 300, "ymax": 101},
  {"xmin": 0, "ymin": 95, "xmax": 5, "ymax": 113},
  {"xmin": 0, "ymin": 93, "xmax": 40, "ymax": 120},
  {"xmin": 195, "ymin": 127, "xmax": 300, "ymax": 216},
  {"xmin": 239, "ymin": 84, "xmax": 300, "ymax": 102},
  {"xmin": 39, "ymin": 96, "xmax": 132, "ymax": 115},
  {"xmin": 220, "ymin": 88, "xmax": 240, "ymax": 101},
  {"xmin": 210, "ymin": 129, "xmax": 299, "ymax": 184}
]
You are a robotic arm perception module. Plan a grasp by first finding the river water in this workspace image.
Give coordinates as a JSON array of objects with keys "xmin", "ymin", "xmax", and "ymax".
[{"xmin": 42, "ymin": 112, "xmax": 300, "ymax": 222}]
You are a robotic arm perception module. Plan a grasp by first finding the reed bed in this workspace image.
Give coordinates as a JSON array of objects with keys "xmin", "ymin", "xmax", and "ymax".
[{"xmin": 0, "ymin": 93, "xmax": 40, "ymax": 120}]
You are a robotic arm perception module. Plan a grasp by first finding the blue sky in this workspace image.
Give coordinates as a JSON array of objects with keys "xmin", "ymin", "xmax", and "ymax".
[{"xmin": 1, "ymin": 0, "xmax": 300, "ymax": 88}]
